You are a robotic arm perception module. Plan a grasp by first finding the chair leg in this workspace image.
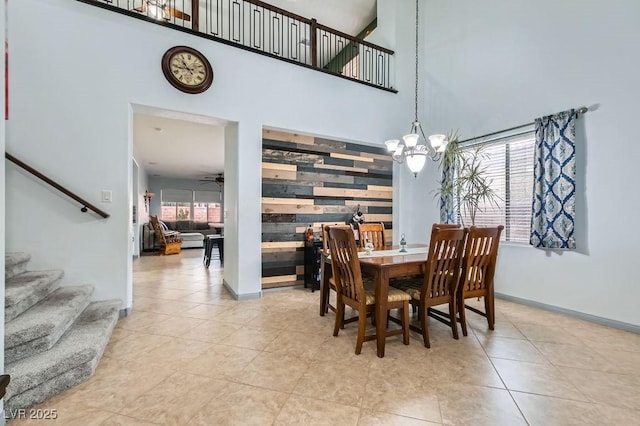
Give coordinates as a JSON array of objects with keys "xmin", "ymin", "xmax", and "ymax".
[
  {"xmin": 486, "ymin": 294, "xmax": 495, "ymax": 330},
  {"xmin": 459, "ymin": 296, "xmax": 468, "ymax": 337},
  {"xmin": 355, "ymin": 309, "xmax": 367, "ymax": 355},
  {"xmin": 449, "ymin": 300, "xmax": 459, "ymax": 340},
  {"xmin": 419, "ymin": 305, "xmax": 430, "ymax": 348},
  {"xmin": 402, "ymin": 302, "xmax": 410, "ymax": 345},
  {"xmin": 333, "ymin": 301, "xmax": 344, "ymax": 337}
]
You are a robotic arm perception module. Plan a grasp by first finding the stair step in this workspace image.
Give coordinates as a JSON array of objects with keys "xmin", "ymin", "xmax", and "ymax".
[
  {"xmin": 5, "ymin": 299, "xmax": 122, "ymax": 411},
  {"xmin": 5, "ymin": 270, "xmax": 64, "ymax": 322},
  {"xmin": 5, "ymin": 253, "xmax": 31, "ymax": 280},
  {"xmin": 5, "ymin": 285, "xmax": 95, "ymax": 364}
]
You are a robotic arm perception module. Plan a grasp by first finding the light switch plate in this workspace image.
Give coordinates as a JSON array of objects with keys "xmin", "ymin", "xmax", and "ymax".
[{"xmin": 101, "ymin": 190, "xmax": 112, "ymax": 202}]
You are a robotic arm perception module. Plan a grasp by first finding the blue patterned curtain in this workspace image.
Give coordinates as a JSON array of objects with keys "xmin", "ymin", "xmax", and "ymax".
[{"xmin": 530, "ymin": 109, "xmax": 578, "ymax": 249}]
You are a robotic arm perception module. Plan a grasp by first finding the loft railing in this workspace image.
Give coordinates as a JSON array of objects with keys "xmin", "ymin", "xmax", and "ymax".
[
  {"xmin": 5, "ymin": 153, "xmax": 110, "ymax": 219},
  {"xmin": 75, "ymin": 0, "xmax": 396, "ymax": 92}
]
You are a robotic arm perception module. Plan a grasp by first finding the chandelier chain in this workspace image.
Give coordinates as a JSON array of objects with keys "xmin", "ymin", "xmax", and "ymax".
[{"xmin": 413, "ymin": 0, "xmax": 419, "ymax": 123}]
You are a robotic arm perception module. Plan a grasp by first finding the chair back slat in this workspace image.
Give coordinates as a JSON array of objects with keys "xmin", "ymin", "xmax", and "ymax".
[
  {"xmin": 423, "ymin": 228, "xmax": 466, "ymax": 301},
  {"xmin": 328, "ymin": 227, "xmax": 364, "ymax": 303},
  {"xmin": 357, "ymin": 222, "xmax": 386, "ymax": 249},
  {"xmin": 461, "ymin": 226, "xmax": 504, "ymax": 293},
  {"xmin": 149, "ymin": 216, "xmax": 167, "ymax": 245},
  {"xmin": 322, "ymin": 224, "xmax": 352, "ymax": 254}
]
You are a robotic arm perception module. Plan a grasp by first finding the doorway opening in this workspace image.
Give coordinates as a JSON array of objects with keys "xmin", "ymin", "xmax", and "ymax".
[{"xmin": 129, "ymin": 105, "xmax": 231, "ymax": 310}]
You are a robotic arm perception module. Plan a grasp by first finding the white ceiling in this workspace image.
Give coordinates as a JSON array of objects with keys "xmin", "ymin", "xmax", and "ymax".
[
  {"xmin": 133, "ymin": 112, "xmax": 226, "ymax": 180},
  {"xmin": 266, "ymin": 0, "xmax": 377, "ymax": 36},
  {"xmin": 134, "ymin": 0, "xmax": 376, "ymax": 181}
]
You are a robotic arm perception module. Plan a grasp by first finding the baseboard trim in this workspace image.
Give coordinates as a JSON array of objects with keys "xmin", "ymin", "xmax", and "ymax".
[
  {"xmin": 223, "ymin": 280, "xmax": 262, "ymax": 300},
  {"xmin": 119, "ymin": 307, "xmax": 132, "ymax": 318},
  {"xmin": 263, "ymin": 284, "xmax": 306, "ymax": 293},
  {"xmin": 495, "ymin": 292, "xmax": 640, "ymax": 334}
]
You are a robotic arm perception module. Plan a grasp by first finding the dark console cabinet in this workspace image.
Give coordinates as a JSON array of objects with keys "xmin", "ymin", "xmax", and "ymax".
[{"xmin": 304, "ymin": 240, "xmax": 323, "ymax": 291}]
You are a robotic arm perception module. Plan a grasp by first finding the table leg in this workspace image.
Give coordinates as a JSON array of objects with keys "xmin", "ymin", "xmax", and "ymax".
[
  {"xmin": 204, "ymin": 238, "xmax": 213, "ymax": 268},
  {"xmin": 319, "ymin": 257, "xmax": 330, "ymax": 316},
  {"xmin": 375, "ymin": 269, "xmax": 389, "ymax": 358}
]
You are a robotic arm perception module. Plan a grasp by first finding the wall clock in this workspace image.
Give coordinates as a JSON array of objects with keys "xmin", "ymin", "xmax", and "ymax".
[{"xmin": 161, "ymin": 46, "xmax": 213, "ymax": 94}]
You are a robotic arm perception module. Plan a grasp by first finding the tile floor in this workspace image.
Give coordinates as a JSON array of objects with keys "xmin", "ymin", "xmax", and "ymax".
[{"xmin": 9, "ymin": 249, "xmax": 640, "ymax": 425}]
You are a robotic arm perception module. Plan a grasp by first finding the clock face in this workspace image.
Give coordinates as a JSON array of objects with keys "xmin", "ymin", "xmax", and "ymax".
[{"xmin": 161, "ymin": 46, "xmax": 213, "ymax": 94}]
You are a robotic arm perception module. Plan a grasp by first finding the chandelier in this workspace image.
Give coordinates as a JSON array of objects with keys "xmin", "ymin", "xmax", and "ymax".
[{"xmin": 384, "ymin": 0, "xmax": 448, "ymax": 177}]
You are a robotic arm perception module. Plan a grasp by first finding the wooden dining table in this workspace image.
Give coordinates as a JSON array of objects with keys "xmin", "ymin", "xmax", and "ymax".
[{"xmin": 320, "ymin": 244, "xmax": 429, "ymax": 358}]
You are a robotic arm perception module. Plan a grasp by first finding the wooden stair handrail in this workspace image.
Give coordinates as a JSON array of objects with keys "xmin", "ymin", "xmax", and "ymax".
[
  {"xmin": 74, "ymin": 0, "xmax": 397, "ymax": 92},
  {"xmin": 5, "ymin": 152, "xmax": 110, "ymax": 219}
]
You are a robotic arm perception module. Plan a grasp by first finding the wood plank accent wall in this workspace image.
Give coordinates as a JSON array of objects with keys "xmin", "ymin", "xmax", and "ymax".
[{"xmin": 261, "ymin": 129, "xmax": 393, "ymax": 289}]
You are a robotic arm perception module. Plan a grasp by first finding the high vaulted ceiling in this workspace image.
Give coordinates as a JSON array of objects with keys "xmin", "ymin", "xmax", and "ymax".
[
  {"xmin": 134, "ymin": 0, "xmax": 377, "ymax": 181},
  {"xmin": 267, "ymin": 0, "xmax": 376, "ymax": 36}
]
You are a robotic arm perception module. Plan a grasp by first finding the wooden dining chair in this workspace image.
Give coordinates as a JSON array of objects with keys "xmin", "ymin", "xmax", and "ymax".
[
  {"xmin": 407, "ymin": 223, "xmax": 464, "ymax": 314},
  {"xmin": 391, "ymin": 227, "xmax": 467, "ymax": 348},
  {"xmin": 432, "ymin": 223, "xmax": 463, "ymax": 232},
  {"xmin": 457, "ymin": 225, "xmax": 504, "ymax": 336},
  {"xmin": 328, "ymin": 226, "xmax": 411, "ymax": 354},
  {"xmin": 357, "ymin": 222, "xmax": 386, "ymax": 250},
  {"xmin": 320, "ymin": 224, "xmax": 354, "ymax": 316}
]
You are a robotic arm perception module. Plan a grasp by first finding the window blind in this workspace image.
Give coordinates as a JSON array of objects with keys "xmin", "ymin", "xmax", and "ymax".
[
  {"xmin": 161, "ymin": 189, "xmax": 193, "ymax": 203},
  {"xmin": 194, "ymin": 190, "xmax": 220, "ymax": 204},
  {"xmin": 459, "ymin": 130, "xmax": 535, "ymax": 243}
]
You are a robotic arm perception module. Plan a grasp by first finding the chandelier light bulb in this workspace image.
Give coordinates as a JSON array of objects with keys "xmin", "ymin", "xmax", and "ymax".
[
  {"xmin": 385, "ymin": 139, "xmax": 400, "ymax": 152},
  {"xmin": 403, "ymin": 133, "xmax": 420, "ymax": 148},
  {"xmin": 428, "ymin": 134, "xmax": 446, "ymax": 149},
  {"xmin": 406, "ymin": 153, "xmax": 427, "ymax": 176}
]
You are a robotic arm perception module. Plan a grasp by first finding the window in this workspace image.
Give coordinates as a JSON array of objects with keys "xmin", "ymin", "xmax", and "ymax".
[
  {"xmin": 161, "ymin": 189, "xmax": 222, "ymax": 223},
  {"xmin": 459, "ymin": 130, "xmax": 535, "ymax": 243}
]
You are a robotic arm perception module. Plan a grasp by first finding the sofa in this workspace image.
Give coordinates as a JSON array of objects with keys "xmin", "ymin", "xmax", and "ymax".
[
  {"xmin": 161, "ymin": 220, "xmax": 219, "ymax": 236},
  {"xmin": 142, "ymin": 221, "xmax": 220, "ymax": 251}
]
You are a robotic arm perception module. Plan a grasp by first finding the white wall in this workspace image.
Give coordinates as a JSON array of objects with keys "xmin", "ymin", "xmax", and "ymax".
[
  {"xmin": 402, "ymin": 0, "xmax": 640, "ymax": 326},
  {"xmin": 6, "ymin": 0, "xmax": 414, "ymax": 305}
]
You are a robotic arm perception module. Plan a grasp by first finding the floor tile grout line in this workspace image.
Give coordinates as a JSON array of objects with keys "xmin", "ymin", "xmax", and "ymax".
[{"xmin": 469, "ymin": 322, "xmax": 531, "ymax": 426}]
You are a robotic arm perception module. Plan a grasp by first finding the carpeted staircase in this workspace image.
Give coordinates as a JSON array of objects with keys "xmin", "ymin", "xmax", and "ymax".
[{"xmin": 4, "ymin": 252, "xmax": 121, "ymax": 411}]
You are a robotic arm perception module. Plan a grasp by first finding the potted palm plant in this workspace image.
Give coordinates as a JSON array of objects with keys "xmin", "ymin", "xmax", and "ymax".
[{"xmin": 436, "ymin": 134, "xmax": 500, "ymax": 226}]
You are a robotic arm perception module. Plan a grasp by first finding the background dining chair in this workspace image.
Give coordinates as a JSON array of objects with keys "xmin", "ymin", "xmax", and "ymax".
[
  {"xmin": 357, "ymin": 222, "xmax": 386, "ymax": 249},
  {"xmin": 432, "ymin": 223, "xmax": 463, "ymax": 232},
  {"xmin": 391, "ymin": 227, "xmax": 466, "ymax": 348},
  {"xmin": 328, "ymin": 226, "xmax": 411, "ymax": 354},
  {"xmin": 457, "ymin": 225, "xmax": 504, "ymax": 336}
]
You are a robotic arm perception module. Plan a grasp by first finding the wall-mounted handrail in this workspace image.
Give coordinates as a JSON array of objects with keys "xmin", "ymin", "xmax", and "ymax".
[{"xmin": 5, "ymin": 152, "xmax": 110, "ymax": 219}]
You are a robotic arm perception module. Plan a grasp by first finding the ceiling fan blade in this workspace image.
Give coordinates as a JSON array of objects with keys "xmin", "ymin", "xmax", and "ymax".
[
  {"xmin": 133, "ymin": 2, "xmax": 190, "ymax": 22},
  {"xmin": 166, "ymin": 6, "xmax": 191, "ymax": 21}
]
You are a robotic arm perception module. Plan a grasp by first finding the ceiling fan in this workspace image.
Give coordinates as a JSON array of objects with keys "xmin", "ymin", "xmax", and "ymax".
[
  {"xmin": 133, "ymin": 0, "xmax": 191, "ymax": 22},
  {"xmin": 199, "ymin": 173, "xmax": 224, "ymax": 188}
]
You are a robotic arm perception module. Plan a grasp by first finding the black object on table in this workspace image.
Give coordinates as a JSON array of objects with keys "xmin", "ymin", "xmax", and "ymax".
[
  {"xmin": 204, "ymin": 235, "xmax": 224, "ymax": 268},
  {"xmin": 304, "ymin": 240, "xmax": 323, "ymax": 292}
]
